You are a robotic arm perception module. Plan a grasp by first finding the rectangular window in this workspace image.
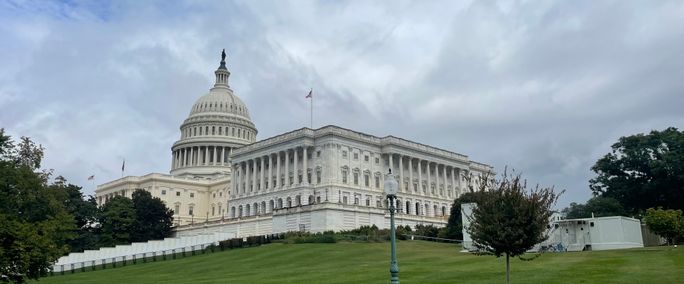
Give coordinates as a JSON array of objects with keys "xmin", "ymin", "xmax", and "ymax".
[
  {"xmin": 317, "ymin": 151, "xmax": 321, "ymax": 157},
  {"xmin": 375, "ymin": 157, "xmax": 379, "ymax": 164},
  {"xmin": 366, "ymin": 199, "xmax": 370, "ymax": 206},
  {"xmin": 343, "ymin": 196, "xmax": 348, "ymax": 204},
  {"xmin": 353, "ymin": 173, "xmax": 359, "ymax": 185},
  {"xmin": 342, "ymin": 171, "xmax": 348, "ymax": 183},
  {"xmin": 174, "ymin": 205, "xmax": 180, "ymax": 215},
  {"xmin": 375, "ymin": 176, "xmax": 380, "ymax": 188},
  {"xmin": 176, "ymin": 191, "xmax": 180, "ymax": 197},
  {"xmin": 307, "ymin": 173, "xmax": 312, "ymax": 184},
  {"xmin": 212, "ymin": 207, "xmax": 215, "ymax": 216},
  {"xmin": 162, "ymin": 190, "xmax": 167, "ymax": 195},
  {"xmin": 353, "ymin": 153, "xmax": 359, "ymax": 160},
  {"xmin": 413, "ymin": 183, "xmax": 418, "ymax": 192},
  {"xmin": 317, "ymin": 171, "xmax": 321, "ymax": 184},
  {"xmin": 189, "ymin": 206, "xmax": 194, "ymax": 216},
  {"xmin": 364, "ymin": 175, "xmax": 370, "ymax": 187},
  {"xmin": 190, "ymin": 193, "xmax": 195, "ymax": 198},
  {"xmin": 364, "ymin": 155, "xmax": 369, "ymax": 162},
  {"xmin": 342, "ymin": 151, "xmax": 348, "ymax": 158}
]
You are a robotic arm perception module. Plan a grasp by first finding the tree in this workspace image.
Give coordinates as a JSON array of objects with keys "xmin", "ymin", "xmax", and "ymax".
[
  {"xmin": 50, "ymin": 178, "xmax": 99, "ymax": 252},
  {"xmin": 0, "ymin": 129, "xmax": 74, "ymax": 283},
  {"xmin": 98, "ymin": 196, "xmax": 136, "ymax": 247},
  {"xmin": 466, "ymin": 172, "xmax": 560, "ymax": 284},
  {"xmin": 590, "ymin": 127, "xmax": 684, "ymax": 214},
  {"xmin": 643, "ymin": 207, "xmax": 684, "ymax": 245},
  {"xmin": 444, "ymin": 191, "xmax": 485, "ymax": 240},
  {"xmin": 562, "ymin": 196, "xmax": 626, "ymax": 219},
  {"xmin": 130, "ymin": 189, "xmax": 174, "ymax": 242}
]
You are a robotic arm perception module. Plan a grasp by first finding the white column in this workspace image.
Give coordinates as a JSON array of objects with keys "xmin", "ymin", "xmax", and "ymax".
[
  {"xmin": 442, "ymin": 164, "xmax": 447, "ymax": 196},
  {"xmin": 417, "ymin": 159, "xmax": 422, "ymax": 194},
  {"xmin": 426, "ymin": 162, "xmax": 431, "ymax": 196},
  {"xmin": 398, "ymin": 155, "xmax": 403, "ymax": 191},
  {"xmin": 259, "ymin": 157, "xmax": 265, "ymax": 191},
  {"xmin": 276, "ymin": 152, "xmax": 281, "ymax": 189},
  {"xmin": 451, "ymin": 167, "xmax": 456, "ymax": 196},
  {"xmin": 302, "ymin": 147, "xmax": 308, "ymax": 185},
  {"xmin": 285, "ymin": 150, "xmax": 290, "ymax": 187},
  {"xmin": 252, "ymin": 159, "xmax": 257, "ymax": 193},
  {"xmin": 388, "ymin": 154, "xmax": 394, "ymax": 174},
  {"xmin": 232, "ymin": 164, "xmax": 237, "ymax": 193},
  {"xmin": 409, "ymin": 157, "xmax": 413, "ymax": 192},
  {"xmin": 268, "ymin": 154, "xmax": 273, "ymax": 191},
  {"xmin": 294, "ymin": 148, "xmax": 299, "ymax": 185},
  {"xmin": 212, "ymin": 146, "xmax": 217, "ymax": 165},
  {"xmin": 171, "ymin": 151, "xmax": 176, "ymax": 169},
  {"xmin": 204, "ymin": 146, "xmax": 209, "ymax": 165}
]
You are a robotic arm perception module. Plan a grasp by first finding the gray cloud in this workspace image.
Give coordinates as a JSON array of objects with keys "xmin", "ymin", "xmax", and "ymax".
[{"xmin": 1, "ymin": 0, "xmax": 683, "ymax": 208}]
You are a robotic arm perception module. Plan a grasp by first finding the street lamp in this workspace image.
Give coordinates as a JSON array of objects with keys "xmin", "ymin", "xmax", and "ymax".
[{"xmin": 384, "ymin": 169, "xmax": 399, "ymax": 284}]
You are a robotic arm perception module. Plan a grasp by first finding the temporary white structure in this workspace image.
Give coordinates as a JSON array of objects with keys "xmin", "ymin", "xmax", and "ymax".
[
  {"xmin": 544, "ymin": 216, "xmax": 643, "ymax": 251},
  {"xmin": 52, "ymin": 232, "xmax": 234, "ymax": 273}
]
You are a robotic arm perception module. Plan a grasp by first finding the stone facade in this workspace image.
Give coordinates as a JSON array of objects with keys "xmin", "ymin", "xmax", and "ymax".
[{"xmin": 95, "ymin": 51, "xmax": 494, "ymax": 237}]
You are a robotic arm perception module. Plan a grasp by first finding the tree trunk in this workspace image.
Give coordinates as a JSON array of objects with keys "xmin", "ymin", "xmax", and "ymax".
[{"xmin": 506, "ymin": 253, "xmax": 510, "ymax": 284}]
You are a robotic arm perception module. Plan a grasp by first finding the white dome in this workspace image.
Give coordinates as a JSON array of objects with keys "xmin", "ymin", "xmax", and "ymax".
[
  {"xmin": 189, "ymin": 88, "xmax": 251, "ymax": 120},
  {"xmin": 169, "ymin": 50, "xmax": 257, "ymax": 179}
]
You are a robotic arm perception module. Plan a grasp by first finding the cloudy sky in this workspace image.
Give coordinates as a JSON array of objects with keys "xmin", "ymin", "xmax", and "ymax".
[{"xmin": 1, "ymin": 0, "xmax": 683, "ymax": 208}]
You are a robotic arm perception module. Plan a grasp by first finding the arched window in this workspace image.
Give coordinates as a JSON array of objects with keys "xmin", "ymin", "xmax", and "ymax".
[
  {"xmin": 287, "ymin": 197, "xmax": 292, "ymax": 207},
  {"xmin": 309, "ymin": 195, "xmax": 314, "ymax": 204},
  {"xmin": 238, "ymin": 205, "xmax": 243, "ymax": 217},
  {"xmin": 295, "ymin": 195, "xmax": 301, "ymax": 206},
  {"xmin": 442, "ymin": 206, "xmax": 447, "ymax": 216},
  {"xmin": 231, "ymin": 207, "xmax": 236, "ymax": 218},
  {"xmin": 277, "ymin": 198, "xmax": 283, "ymax": 209},
  {"xmin": 406, "ymin": 201, "xmax": 411, "ymax": 214},
  {"xmin": 269, "ymin": 200, "xmax": 274, "ymax": 212},
  {"xmin": 253, "ymin": 203, "xmax": 259, "ymax": 215},
  {"xmin": 434, "ymin": 205, "xmax": 438, "ymax": 216},
  {"xmin": 415, "ymin": 202, "xmax": 420, "ymax": 216},
  {"xmin": 246, "ymin": 204, "xmax": 251, "ymax": 216},
  {"xmin": 261, "ymin": 201, "xmax": 266, "ymax": 214}
]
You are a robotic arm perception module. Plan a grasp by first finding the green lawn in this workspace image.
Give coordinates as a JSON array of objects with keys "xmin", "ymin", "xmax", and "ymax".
[{"xmin": 35, "ymin": 241, "xmax": 683, "ymax": 284}]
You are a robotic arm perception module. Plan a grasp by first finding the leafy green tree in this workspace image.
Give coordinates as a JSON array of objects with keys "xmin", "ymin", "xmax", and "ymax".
[
  {"xmin": 98, "ymin": 196, "xmax": 136, "ymax": 247},
  {"xmin": 590, "ymin": 127, "xmax": 684, "ymax": 214},
  {"xmin": 643, "ymin": 207, "xmax": 684, "ymax": 245},
  {"xmin": 0, "ymin": 129, "xmax": 74, "ymax": 283},
  {"xmin": 444, "ymin": 191, "xmax": 486, "ymax": 240},
  {"xmin": 50, "ymin": 177, "xmax": 99, "ymax": 252},
  {"xmin": 562, "ymin": 197, "xmax": 626, "ymax": 219},
  {"xmin": 130, "ymin": 189, "xmax": 174, "ymax": 242},
  {"xmin": 467, "ymin": 172, "xmax": 560, "ymax": 284}
]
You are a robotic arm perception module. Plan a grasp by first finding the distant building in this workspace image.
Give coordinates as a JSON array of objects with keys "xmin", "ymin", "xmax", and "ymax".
[{"xmin": 95, "ymin": 51, "xmax": 494, "ymax": 237}]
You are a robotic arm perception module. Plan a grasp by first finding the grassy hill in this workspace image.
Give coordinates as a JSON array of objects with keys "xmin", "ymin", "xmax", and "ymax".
[{"xmin": 35, "ymin": 241, "xmax": 683, "ymax": 283}]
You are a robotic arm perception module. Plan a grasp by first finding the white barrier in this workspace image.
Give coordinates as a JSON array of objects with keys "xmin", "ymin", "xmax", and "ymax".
[{"xmin": 52, "ymin": 232, "xmax": 234, "ymax": 273}]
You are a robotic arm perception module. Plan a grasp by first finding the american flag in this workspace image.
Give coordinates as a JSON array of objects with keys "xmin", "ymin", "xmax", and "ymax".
[
  {"xmin": 87, "ymin": 175, "xmax": 95, "ymax": 180},
  {"xmin": 305, "ymin": 89, "xmax": 312, "ymax": 98}
]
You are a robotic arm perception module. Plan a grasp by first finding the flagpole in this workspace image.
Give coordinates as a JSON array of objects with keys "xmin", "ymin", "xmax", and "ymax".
[{"xmin": 310, "ymin": 89, "xmax": 313, "ymax": 129}]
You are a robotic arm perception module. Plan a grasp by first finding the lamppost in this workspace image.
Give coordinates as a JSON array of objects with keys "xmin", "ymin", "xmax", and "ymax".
[{"xmin": 384, "ymin": 169, "xmax": 400, "ymax": 284}]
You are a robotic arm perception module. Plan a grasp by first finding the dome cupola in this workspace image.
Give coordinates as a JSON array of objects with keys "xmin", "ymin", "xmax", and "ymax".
[{"xmin": 170, "ymin": 50, "xmax": 258, "ymax": 179}]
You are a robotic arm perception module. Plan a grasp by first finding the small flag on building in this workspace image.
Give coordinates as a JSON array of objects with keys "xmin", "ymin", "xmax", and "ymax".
[
  {"xmin": 87, "ymin": 175, "xmax": 95, "ymax": 180},
  {"xmin": 122, "ymin": 159, "xmax": 125, "ymax": 172},
  {"xmin": 305, "ymin": 89, "xmax": 312, "ymax": 98}
]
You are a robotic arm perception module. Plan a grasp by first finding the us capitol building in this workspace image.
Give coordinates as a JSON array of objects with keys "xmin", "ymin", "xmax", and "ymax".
[{"xmin": 95, "ymin": 51, "xmax": 493, "ymax": 237}]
